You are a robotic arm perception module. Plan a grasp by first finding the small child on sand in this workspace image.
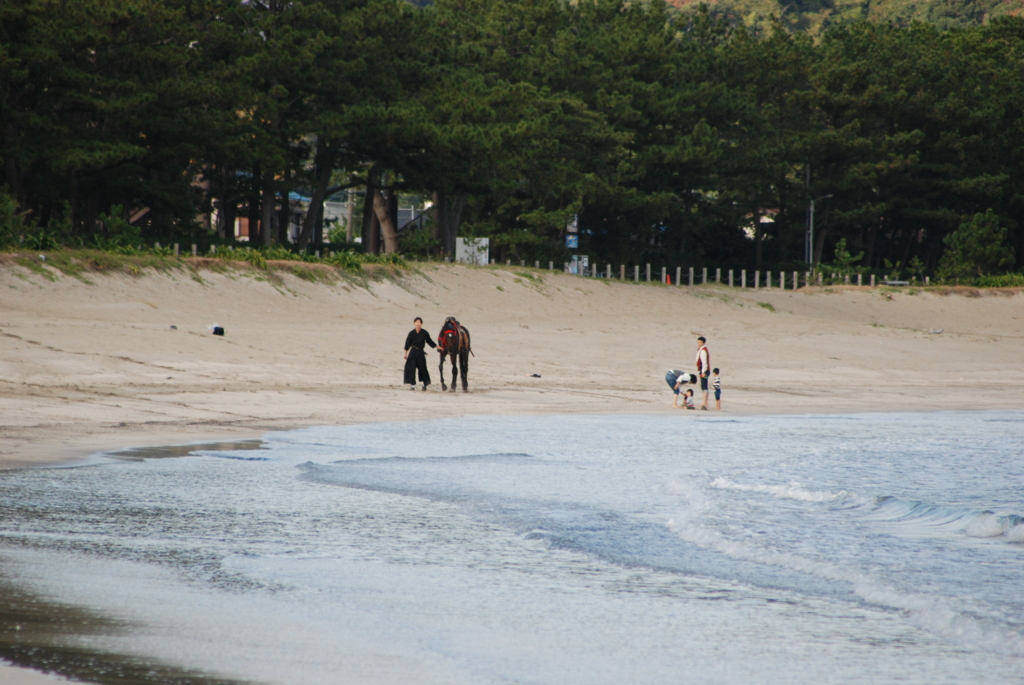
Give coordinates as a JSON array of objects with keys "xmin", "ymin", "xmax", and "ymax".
[
  {"xmin": 712, "ymin": 368, "xmax": 721, "ymax": 410},
  {"xmin": 682, "ymin": 389, "xmax": 696, "ymax": 409}
]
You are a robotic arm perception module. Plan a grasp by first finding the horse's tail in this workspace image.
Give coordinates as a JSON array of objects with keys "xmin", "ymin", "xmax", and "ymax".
[{"xmin": 458, "ymin": 326, "xmax": 473, "ymax": 357}]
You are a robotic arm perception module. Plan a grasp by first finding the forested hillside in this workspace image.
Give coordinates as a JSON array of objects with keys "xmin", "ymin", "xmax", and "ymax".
[
  {"xmin": 674, "ymin": 0, "xmax": 1024, "ymax": 35},
  {"xmin": 2, "ymin": 0, "xmax": 1024, "ymax": 282}
]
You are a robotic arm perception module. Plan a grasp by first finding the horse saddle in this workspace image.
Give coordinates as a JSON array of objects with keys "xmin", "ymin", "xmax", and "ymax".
[{"xmin": 438, "ymin": 319, "xmax": 469, "ymax": 352}]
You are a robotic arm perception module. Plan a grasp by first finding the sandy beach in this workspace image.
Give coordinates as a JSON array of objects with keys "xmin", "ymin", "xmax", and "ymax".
[
  {"xmin": 2, "ymin": 258, "xmax": 1024, "ymax": 683},
  {"xmin": 2, "ymin": 257, "xmax": 1023, "ymax": 471}
]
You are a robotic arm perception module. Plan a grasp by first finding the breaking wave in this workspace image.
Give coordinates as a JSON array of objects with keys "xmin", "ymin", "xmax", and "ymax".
[
  {"xmin": 869, "ymin": 495, "xmax": 1024, "ymax": 543},
  {"xmin": 705, "ymin": 478, "xmax": 1024, "ymax": 545},
  {"xmin": 709, "ymin": 477, "xmax": 852, "ymax": 503},
  {"xmin": 665, "ymin": 514, "xmax": 1024, "ymax": 657}
]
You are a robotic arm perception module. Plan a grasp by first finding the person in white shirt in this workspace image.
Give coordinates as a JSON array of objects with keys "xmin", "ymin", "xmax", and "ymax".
[
  {"xmin": 695, "ymin": 336, "xmax": 710, "ymax": 410},
  {"xmin": 665, "ymin": 369, "xmax": 696, "ymax": 408}
]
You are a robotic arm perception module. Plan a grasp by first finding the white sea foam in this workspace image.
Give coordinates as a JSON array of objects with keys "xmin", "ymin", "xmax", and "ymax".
[
  {"xmin": 666, "ymin": 502, "xmax": 1024, "ymax": 657},
  {"xmin": 963, "ymin": 513, "xmax": 1006, "ymax": 538},
  {"xmin": 1006, "ymin": 523, "xmax": 1024, "ymax": 543},
  {"xmin": 709, "ymin": 477, "xmax": 851, "ymax": 503}
]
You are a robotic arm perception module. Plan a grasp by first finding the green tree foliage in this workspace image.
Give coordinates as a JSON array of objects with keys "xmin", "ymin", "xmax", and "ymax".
[
  {"xmin": 0, "ymin": 0, "xmax": 220, "ymax": 237},
  {"xmin": 824, "ymin": 238, "xmax": 865, "ymax": 275},
  {"xmin": 1, "ymin": 0, "xmax": 1023, "ymax": 277},
  {"xmin": 937, "ymin": 209, "xmax": 1015, "ymax": 280},
  {"xmin": 0, "ymin": 187, "xmax": 29, "ymax": 247},
  {"xmin": 676, "ymin": 0, "xmax": 1024, "ymax": 37}
]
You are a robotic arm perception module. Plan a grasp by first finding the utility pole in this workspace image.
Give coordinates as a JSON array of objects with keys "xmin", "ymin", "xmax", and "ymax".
[
  {"xmin": 346, "ymin": 186, "xmax": 354, "ymax": 244},
  {"xmin": 807, "ymin": 194, "xmax": 833, "ymax": 266}
]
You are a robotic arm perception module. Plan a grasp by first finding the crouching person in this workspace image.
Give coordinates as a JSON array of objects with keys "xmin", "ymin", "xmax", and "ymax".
[{"xmin": 665, "ymin": 369, "xmax": 697, "ymax": 408}]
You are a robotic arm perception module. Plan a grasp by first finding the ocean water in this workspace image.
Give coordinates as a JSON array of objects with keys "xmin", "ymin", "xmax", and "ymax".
[{"xmin": 1, "ymin": 411, "xmax": 1022, "ymax": 684}]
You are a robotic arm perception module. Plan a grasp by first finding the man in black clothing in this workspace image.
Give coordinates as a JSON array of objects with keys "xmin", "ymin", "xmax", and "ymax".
[{"xmin": 403, "ymin": 317, "xmax": 436, "ymax": 390}]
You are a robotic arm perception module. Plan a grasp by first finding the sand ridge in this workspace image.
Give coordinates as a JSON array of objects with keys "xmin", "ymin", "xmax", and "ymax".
[{"xmin": 1, "ymin": 261, "xmax": 1022, "ymax": 470}]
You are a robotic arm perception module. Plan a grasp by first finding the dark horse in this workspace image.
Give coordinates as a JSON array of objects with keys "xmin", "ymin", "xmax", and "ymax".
[{"xmin": 437, "ymin": 316, "xmax": 471, "ymax": 392}]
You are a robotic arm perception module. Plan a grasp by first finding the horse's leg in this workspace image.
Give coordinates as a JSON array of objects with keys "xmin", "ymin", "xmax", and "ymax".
[
  {"xmin": 439, "ymin": 354, "xmax": 447, "ymax": 391},
  {"xmin": 460, "ymin": 349, "xmax": 469, "ymax": 392},
  {"xmin": 450, "ymin": 352, "xmax": 458, "ymax": 392}
]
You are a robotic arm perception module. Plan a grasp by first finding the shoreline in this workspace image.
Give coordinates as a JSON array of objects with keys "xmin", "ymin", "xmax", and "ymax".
[
  {"xmin": 0, "ymin": 574, "xmax": 253, "ymax": 685},
  {"xmin": 6, "ymin": 387, "xmax": 1024, "ymax": 472}
]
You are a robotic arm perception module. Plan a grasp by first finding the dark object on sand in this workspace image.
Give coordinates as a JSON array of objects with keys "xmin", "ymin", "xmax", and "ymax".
[
  {"xmin": 438, "ymin": 316, "xmax": 472, "ymax": 392},
  {"xmin": 170, "ymin": 325, "xmax": 177, "ymax": 330},
  {"xmin": 531, "ymin": 374, "xmax": 541, "ymax": 378},
  {"xmin": 212, "ymin": 327, "xmax": 224, "ymax": 336}
]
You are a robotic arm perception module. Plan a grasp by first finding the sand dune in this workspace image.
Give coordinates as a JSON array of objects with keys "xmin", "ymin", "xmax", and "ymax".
[{"xmin": 1, "ymin": 259, "xmax": 1022, "ymax": 470}]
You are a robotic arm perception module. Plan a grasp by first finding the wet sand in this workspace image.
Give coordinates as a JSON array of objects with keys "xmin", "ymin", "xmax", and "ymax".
[{"xmin": 0, "ymin": 573, "xmax": 250, "ymax": 685}]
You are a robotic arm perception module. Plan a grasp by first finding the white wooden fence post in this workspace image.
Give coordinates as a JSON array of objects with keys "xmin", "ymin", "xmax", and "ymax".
[
  {"xmin": 174, "ymin": 243, "xmax": 179, "ymax": 256},
  {"xmin": 607, "ymin": 264, "xmax": 612, "ymax": 279},
  {"xmin": 191, "ymin": 244, "xmax": 197, "ymax": 256},
  {"xmin": 675, "ymin": 266, "xmax": 681, "ymax": 286},
  {"xmin": 755, "ymin": 270, "xmax": 760, "ymax": 288},
  {"xmin": 766, "ymin": 271, "xmax": 771, "ymax": 289},
  {"xmin": 549, "ymin": 261, "xmax": 554, "ymax": 270},
  {"xmin": 661, "ymin": 266, "xmax": 666, "ymax": 284},
  {"xmin": 716, "ymin": 268, "xmax": 721, "ymax": 283},
  {"xmin": 634, "ymin": 265, "xmax": 639, "ymax": 282},
  {"xmin": 741, "ymin": 270, "xmax": 746, "ymax": 288},
  {"xmin": 689, "ymin": 267, "xmax": 694, "ymax": 286},
  {"xmin": 702, "ymin": 267, "xmax": 707, "ymax": 284},
  {"xmin": 729, "ymin": 269, "xmax": 734, "ymax": 287},
  {"xmin": 620, "ymin": 264, "xmax": 625, "ymax": 279},
  {"xmin": 871, "ymin": 274, "xmax": 876, "ymax": 286},
  {"xmin": 645, "ymin": 264, "xmax": 651, "ymax": 282}
]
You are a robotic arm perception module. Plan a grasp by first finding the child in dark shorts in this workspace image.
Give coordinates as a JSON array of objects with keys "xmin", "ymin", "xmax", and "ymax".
[{"xmin": 712, "ymin": 368, "xmax": 721, "ymax": 410}]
